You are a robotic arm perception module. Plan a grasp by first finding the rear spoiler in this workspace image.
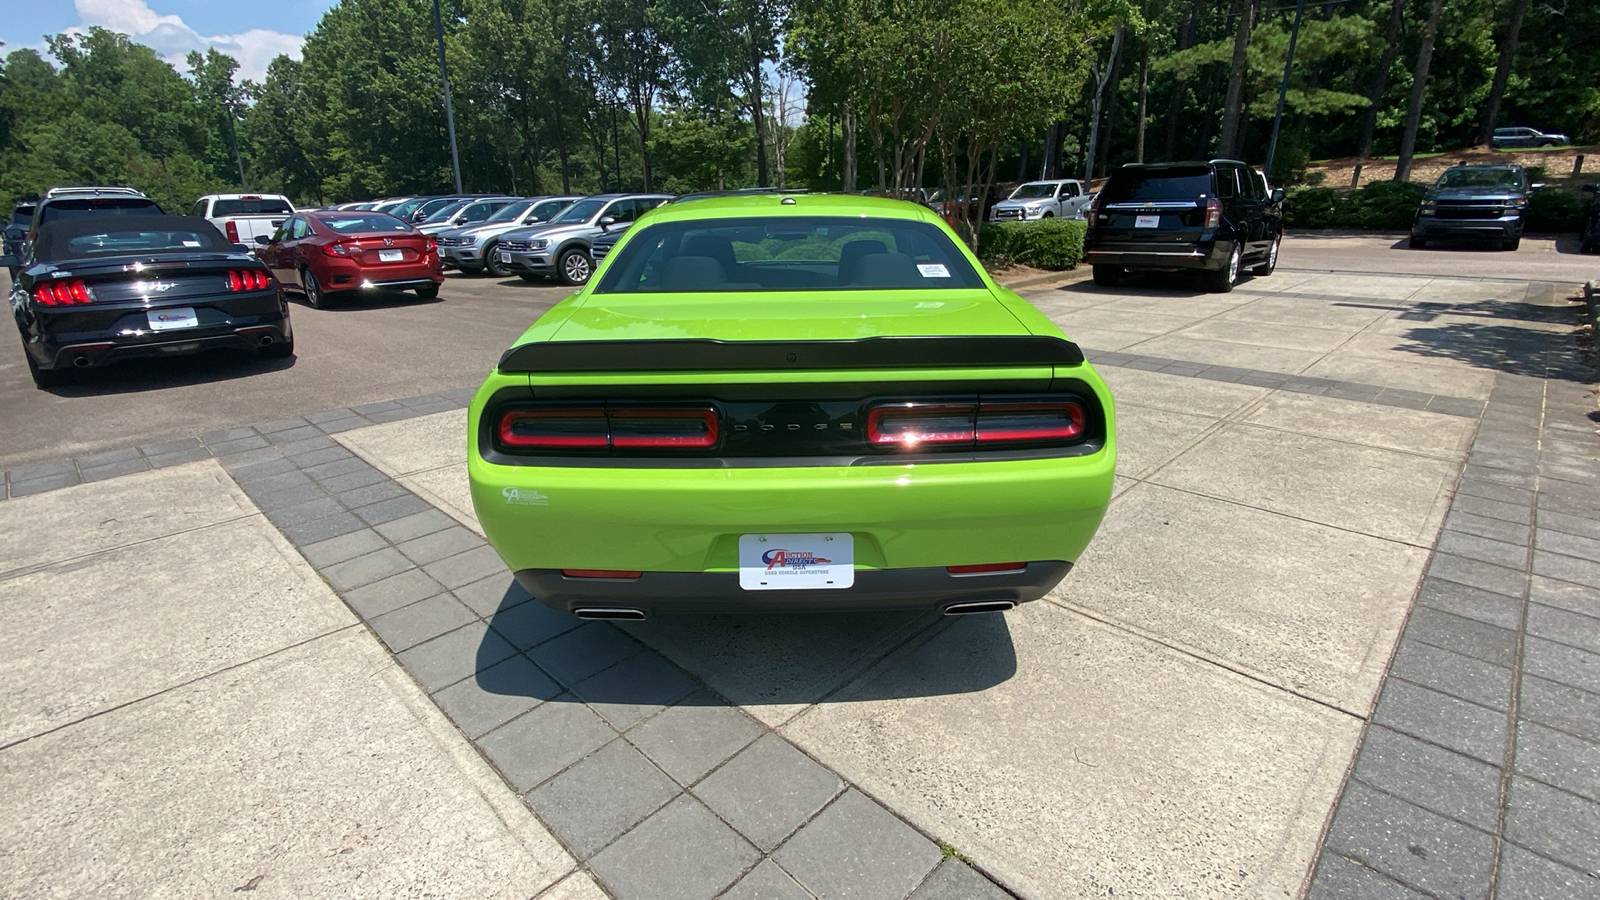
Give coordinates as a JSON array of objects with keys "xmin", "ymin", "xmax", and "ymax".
[{"xmin": 498, "ymin": 335, "xmax": 1086, "ymax": 373}]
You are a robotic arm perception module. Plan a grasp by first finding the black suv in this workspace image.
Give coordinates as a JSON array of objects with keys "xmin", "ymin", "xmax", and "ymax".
[
  {"xmin": 5, "ymin": 201, "xmax": 34, "ymax": 279},
  {"xmin": 22, "ymin": 188, "xmax": 165, "ymax": 259},
  {"xmin": 1410, "ymin": 164, "xmax": 1535, "ymax": 251},
  {"xmin": 1582, "ymin": 184, "xmax": 1599, "ymax": 255},
  {"xmin": 1084, "ymin": 160, "xmax": 1285, "ymax": 293}
]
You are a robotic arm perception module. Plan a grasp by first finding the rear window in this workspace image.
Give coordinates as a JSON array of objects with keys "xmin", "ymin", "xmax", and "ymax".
[
  {"xmin": 33, "ymin": 215, "xmax": 229, "ymax": 261},
  {"xmin": 11, "ymin": 206, "xmax": 36, "ymax": 227},
  {"xmin": 1100, "ymin": 168, "xmax": 1214, "ymax": 202},
  {"xmin": 37, "ymin": 197, "xmax": 165, "ymax": 225},
  {"xmin": 64, "ymin": 228, "xmax": 227, "ymax": 258},
  {"xmin": 316, "ymin": 214, "xmax": 414, "ymax": 234},
  {"xmin": 211, "ymin": 198, "xmax": 294, "ymax": 216},
  {"xmin": 594, "ymin": 216, "xmax": 984, "ymax": 293}
]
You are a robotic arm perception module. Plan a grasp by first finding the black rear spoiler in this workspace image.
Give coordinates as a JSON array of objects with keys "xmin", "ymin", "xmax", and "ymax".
[{"xmin": 498, "ymin": 335, "xmax": 1085, "ymax": 373}]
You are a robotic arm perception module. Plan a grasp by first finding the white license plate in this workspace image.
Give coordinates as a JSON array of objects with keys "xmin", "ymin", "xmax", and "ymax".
[
  {"xmin": 379, "ymin": 249, "xmax": 404, "ymax": 262},
  {"xmin": 147, "ymin": 308, "xmax": 198, "ymax": 331},
  {"xmin": 498, "ymin": 252, "xmax": 512, "ymax": 264},
  {"xmin": 739, "ymin": 533, "xmax": 854, "ymax": 590},
  {"xmin": 1135, "ymin": 214, "xmax": 1161, "ymax": 228}
]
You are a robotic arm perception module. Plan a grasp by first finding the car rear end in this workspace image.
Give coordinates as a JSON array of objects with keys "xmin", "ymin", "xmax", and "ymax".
[
  {"xmin": 1083, "ymin": 165, "xmax": 1230, "ymax": 272},
  {"xmin": 312, "ymin": 216, "xmax": 444, "ymax": 295},
  {"xmin": 18, "ymin": 216, "xmax": 291, "ymax": 374},
  {"xmin": 206, "ymin": 195, "xmax": 294, "ymax": 246}
]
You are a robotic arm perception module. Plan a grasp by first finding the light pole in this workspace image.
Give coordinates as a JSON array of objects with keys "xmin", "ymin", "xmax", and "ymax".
[
  {"xmin": 1265, "ymin": 0, "xmax": 1306, "ymax": 180},
  {"xmin": 433, "ymin": 0, "xmax": 463, "ymax": 193}
]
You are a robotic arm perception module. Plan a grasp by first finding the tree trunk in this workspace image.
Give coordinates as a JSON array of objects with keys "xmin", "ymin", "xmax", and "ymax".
[
  {"xmin": 1395, "ymin": 0, "xmax": 1444, "ymax": 182},
  {"xmin": 1217, "ymin": 0, "xmax": 1256, "ymax": 157},
  {"xmin": 1041, "ymin": 121, "xmax": 1063, "ymax": 179},
  {"xmin": 1095, "ymin": 26, "xmax": 1127, "ymax": 179},
  {"xmin": 748, "ymin": 41, "xmax": 769, "ymax": 186},
  {"xmin": 1162, "ymin": 0, "xmax": 1200, "ymax": 160},
  {"xmin": 1016, "ymin": 137, "xmax": 1029, "ymax": 182},
  {"xmin": 841, "ymin": 104, "xmax": 857, "ymax": 191},
  {"xmin": 1357, "ymin": 0, "xmax": 1405, "ymax": 158},
  {"xmin": 1084, "ymin": 25, "xmax": 1124, "ymax": 184},
  {"xmin": 1476, "ymin": 0, "xmax": 1530, "ymax": 146},
  {"xmin": 1135, "ymin": 41, "xmax": 1150, "ymax": 163}
]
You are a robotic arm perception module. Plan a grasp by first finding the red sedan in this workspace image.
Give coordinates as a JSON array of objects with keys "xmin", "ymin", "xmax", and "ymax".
[{"xmin": 256, "ymin": 211, "xmax": 444, "ymax": 308}]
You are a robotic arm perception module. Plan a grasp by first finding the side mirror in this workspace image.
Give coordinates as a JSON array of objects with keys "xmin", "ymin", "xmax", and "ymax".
[
  {"xmin": 1270, "ymin": 188, "xmax": 1286, "ymax": 204},
  {"xmin": 598, "ymin": 216, "xmax": 617, "ymax": 231},
  {"xmin": 1531, "ymin": 183, "xmax": 1546, "ymax": 191},
  {"xmin": 233, "ymin": 243, "xmax": 253, "ymax": 253},
  {"xmin": 255, "ymin": 235, "xmax": 272, "ymax": 245},
  {"xmin": 0, "ymin": 254, "xmax": 17, "ymax": 268}
]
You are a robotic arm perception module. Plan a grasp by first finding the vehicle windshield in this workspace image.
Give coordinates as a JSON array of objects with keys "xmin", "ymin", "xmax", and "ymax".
[
  {"xmin": 38, "ymin": 197, "xmax": 165, "ymax": 225},
  {"xmin": 1099, "ymin": 168, "xmax": 1213, "ymax": 202},
  {"xmin": 526, "ymin": 199, "xmax": 571, "ymax": 222},
  {"xmin": 487, "ymin": 200, "xmax": 535, "ymax": 223},
  {"xmin": 412, "ymin": 198, "xmax": 457, "ymax": 219},
  {"xmin": 421, "ymin": 201, "xmax": 470, "ymax": 223},
  {"xmin": 550, "ymin": 198, "xmax": 606, "ymax": 225},
  {"xmin": 317, "ymin": 214, "xmax": 414, "ymax": 234},
  {"xmin": 1010, "ymin": 183, "xmax": 1058, "ymax": 200},
  {"xmin": 1436, "ymin": 169, "xmax": 1522, "ymax": 190},
  {"xmin": 391, "ymin": 199, "xmax": 427, "ymax": 219},
  {"xmin": 594, "ymin": 216, "xmax": 985, "ymax": 293},
  {"xmin": 211, "ymin": 197, "xmax": 294, "ymax": 216}
]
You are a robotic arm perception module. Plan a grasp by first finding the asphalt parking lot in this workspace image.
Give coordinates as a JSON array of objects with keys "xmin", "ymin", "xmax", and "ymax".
[{"xmin": 2, "ymin": 235, "xmax": 1597, "ymax": 899}]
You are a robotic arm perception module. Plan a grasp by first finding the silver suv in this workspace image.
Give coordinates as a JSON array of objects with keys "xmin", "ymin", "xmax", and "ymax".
[
  {"xmin": 436, "ymin": 196, "xmax": 580, "ymax": 276},
  {"xmin": 497, "ymin": 194, "xmax": 672, "ymax": 285}
]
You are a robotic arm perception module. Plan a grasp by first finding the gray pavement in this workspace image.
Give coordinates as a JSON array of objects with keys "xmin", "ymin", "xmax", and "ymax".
[{"xmin": 2, "ymin": 251, "xmax": 1598, "ymax": 898}]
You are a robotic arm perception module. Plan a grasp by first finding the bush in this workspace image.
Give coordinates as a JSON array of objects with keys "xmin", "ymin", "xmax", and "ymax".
[
  {"xmin": 1284, "ymin": 181, "xmax": 1425, "ymax": 230},
  {"xmin": 1526, "ymin": 190, "xmax": 1585, "ymax": 232},
  {"xmin": 977, "ymin": 218, "xmax": 1086, "ymax": 270}
]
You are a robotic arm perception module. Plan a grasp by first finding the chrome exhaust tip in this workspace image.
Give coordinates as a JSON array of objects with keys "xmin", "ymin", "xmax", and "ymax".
[
  {"xmin": 72, "ymin": 356, "xmax": 91, "ymax": 368},
  {"xmin": 259, "ymin": 335, "xmax": 275, "ymax": 347},
  {"xmin": 572, "ymin": 607, "xmax": 648, "ymax": 621},
  {"xmin": 943, "ymin": 600, "xmax": 1016, "ymax": 616}
]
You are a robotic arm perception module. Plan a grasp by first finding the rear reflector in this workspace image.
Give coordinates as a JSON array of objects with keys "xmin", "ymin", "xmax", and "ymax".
[
  {"xmin": 561, "ymin": 569, "xmax": 643, "ymax": 579},
  {"xmin": 947, "ymin": 562, "xmax": 1028, "ymax": 575},
  {"xmin": 498, "ymin": 406, "xmax": 719, "ymax": 451},
  {"xmin": 33, "ymin": 279, "xmax": 92, "ymax": 306}
]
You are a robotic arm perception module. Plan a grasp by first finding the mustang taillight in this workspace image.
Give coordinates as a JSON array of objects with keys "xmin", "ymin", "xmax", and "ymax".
[
  {"xmin": 227, "ymin": 269, "xmax": 271, "ymax": 292},
  {"xmin": 33, "ymin": 279, "xmax": 92, "ymax": 306},
  {"xmin": 497, "ymin": 406, "xmax": 719, "ymax": 451},
  {"xmin": 867, "ymin": 399, "xmax": 1086, "ymax": 449}
]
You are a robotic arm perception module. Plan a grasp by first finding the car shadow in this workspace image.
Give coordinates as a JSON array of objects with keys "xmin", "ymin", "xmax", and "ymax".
[
  {"xmin": 1060, "ymin": 271, "xmax": 1264, "ymax": 297},
  {"xmin": 37, "ymin": 348, "xmax": 294, "ymax": 397},
  {"xmin": 472, "ymin": 576, "xmax": 1018, "ymax": 711},
  {"xmin": 1386, "ymin": 237, "xmax": 1510, "ymax": 252},
  {"xmin": 288, "ymin": 289, "xmax": 444, "ymax": 310}
]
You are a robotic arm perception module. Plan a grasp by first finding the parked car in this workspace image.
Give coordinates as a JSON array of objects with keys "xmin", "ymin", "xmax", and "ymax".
[
  {"xmin": 497, "ymin": 193, "xmax": 672, "ymax": 285},
  {"xmin": 465, "ymin": 193, "xmax": 1115, "ymax": 617},
  {"xmin": 255, "ymin": 210, "xmax": 443, "ymax": 307},
  {"xmin": 23, "ymin": 187, "xmax": 166, "ymax": 262},
  {"xmin": 1580, "ymin": 184, "xmax": 1599, "ymax": 254},
  {"xmin": 2, "ymin": 214, "xmax": 291, "ymax": 388},
  {"xmin": 1084, "ymin": 160, "xmax": 1284, "ymax": 292},
  {"xmin": 990, "ymin": 180, "xmax": 1091, "ymax": 222},
  {"xmin": 1490, "ymin": 127, "xmax": 1570, "ymax": 150},
  {"xmin": 929, "ymin": 186, "xmax": 1000, "ymax": 223},
  {"xmin": 437, "ymin": 196, "xmax": 581, "ymax": 276},
  {"xmin": 190, "ymin": 193, "xmax": 295, "ymax": 248},
  {"xmin": 417, "ymin": 197, "xmax": 517, "ymax": 236},
  {"xmin": 5, "ymin": 201, "xmax": 35, "ymax": 279},
  {"xmin": 1410, "ymin": 164, "xmax": 1536, "ymax": 251}
]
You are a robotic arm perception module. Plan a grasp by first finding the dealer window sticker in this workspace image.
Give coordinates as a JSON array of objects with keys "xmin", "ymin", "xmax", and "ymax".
[{"xmin": 917, "ymin": 263, "xmax": 950, "ymax": 278}]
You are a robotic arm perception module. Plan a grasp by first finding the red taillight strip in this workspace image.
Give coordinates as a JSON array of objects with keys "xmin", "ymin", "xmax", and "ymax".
[
  {"xmin": 226, "ymin": 269, "xmax": 273, "ymax": 292},
  {"xmin": 499, "ymin": 409, "xmax": 609, "ymax": 448},
  {"xmin": 34, "ymin": 279, "xmax": 92, "ymax": 306},
  {"xmin": 947, "ymin": 562, "xmax": 1027, "ymax": 575},
  {"xmin": 498, "ymin": 406, "xmax": 720, "ymax": 451}
]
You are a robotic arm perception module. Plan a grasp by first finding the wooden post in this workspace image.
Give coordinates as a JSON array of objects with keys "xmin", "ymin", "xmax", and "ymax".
[
  {"xmin": 1574, "ymin": 155, "xmax": 1584, "ymax": 177},
  {"xmin": 1350, "ymin": 164, "xmax": 1363, "ymax": 190}
]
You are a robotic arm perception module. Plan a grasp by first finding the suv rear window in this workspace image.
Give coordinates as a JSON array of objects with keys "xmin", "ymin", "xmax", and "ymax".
[
  {"xmin": 1100, "ymin": 167, "xmax": 1214, "ymax": 202},
  {"xmin": 37, "ymin": 197, "xmax": 165, "ymax": 228},
  {"xmin": 211, "ymin": 198, "xmax": 294, "ymax": 216}
]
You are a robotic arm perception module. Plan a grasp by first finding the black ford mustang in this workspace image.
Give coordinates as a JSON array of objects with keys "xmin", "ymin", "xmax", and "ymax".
[{"xmin": 3, "ymin": 215, "xmax": 293, "ymax": 388}]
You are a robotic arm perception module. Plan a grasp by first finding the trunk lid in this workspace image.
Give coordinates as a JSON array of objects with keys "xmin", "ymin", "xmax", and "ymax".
[{"xmin": 341, "ymin": 232, "xmax": 431, "ymax": 266}]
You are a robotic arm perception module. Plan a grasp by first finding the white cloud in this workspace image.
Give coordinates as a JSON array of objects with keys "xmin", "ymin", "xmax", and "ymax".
[{"xmin": 67, "ymin": 0, "xmax": 303, "ymax": 82}]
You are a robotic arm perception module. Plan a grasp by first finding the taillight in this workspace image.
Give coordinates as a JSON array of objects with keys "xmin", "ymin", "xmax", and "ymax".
[
  {"xmin": 866, "ymin": 398, "xmax": 1087, "ymax": 449},
  {"xmin": 974, "ymin": 401, "xmax": 1084, "ymax": 443},
  {"xmin": 323, "ymin": 242, "xmax": 350, "ymax": 256},
  {"xmin": 609, "ymin": 408, "xmax": 718, "ymax": 448},
  {"xmin": 497, "ymin": 406, "xmax": 720, "ymax": 451},
  {"xmin": 225, "ymin": 221, "xmax": 240, "ymax": 243},
  {"xmin": 1089, "ymin": 194, "xmax": 1104, "ymax": 223},
  {"xmin": 226, "ymin": 269, "xmax": 271, "ymax": 291},
  {"xmin": 33, "ymin": 279, "xmax": 92, "ymax": 306},
  {"xmin": 424, "ymin": 237, "xmax": 438, "ymax": 254},
  {"xmin": 866, "ymin": 403, "xmax": 976, "ymax": 446},
  {"xmin": 1204, "ymin": 198, "xmax": 1222, "ymax": 229}
]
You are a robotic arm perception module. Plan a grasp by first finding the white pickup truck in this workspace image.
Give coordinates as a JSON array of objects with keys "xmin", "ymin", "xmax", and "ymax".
[
  {"xmin": 190, "ymin": 193, "xmax": 295, "ymax": 246},
  {"xmin": 988, "ymin": 179, "xmax": 1092, "ymax": 222}
]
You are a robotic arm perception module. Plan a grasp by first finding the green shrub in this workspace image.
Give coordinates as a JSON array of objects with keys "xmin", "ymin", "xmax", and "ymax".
[
  {"xmin": 1526, "ymin": 190, "xmax": 1584, "ymax": 232},
  {"xmin": 1284, "ymin": 187, "xmax": 1342, "ymax": 228},
  {"xmin": 977, "ymin": 218, "xmax": 1085, "ymax": 270},
  {"xmin": 1284, "ymin": 181, "xmax": 1425, "ymax": 230}
]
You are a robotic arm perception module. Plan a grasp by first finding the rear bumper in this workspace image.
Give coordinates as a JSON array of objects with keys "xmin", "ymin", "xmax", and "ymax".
[
  {"xmin": 1083, "ymin": 240, "xmax": 1229, "ymax": 272},
  {"xmin": 514, "ymin": 561, "xmax": 1073, "ymax": 615},
  {"xmin": 25, "ymin": 292, "xmax": 292, "ymax": 371},
  {"xmin": 316, "ymin": 258, "xmax": 444, "ymax": 292}
]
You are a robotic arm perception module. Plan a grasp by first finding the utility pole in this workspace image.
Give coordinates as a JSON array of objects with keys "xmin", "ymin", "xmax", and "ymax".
[
  {"xmin": 433, "ymin": 0, "xmax": 463, "ymax": 193},
  {"xmin": 1265, "ymin": 0, "xmax": 1306, "ymax": 180}
]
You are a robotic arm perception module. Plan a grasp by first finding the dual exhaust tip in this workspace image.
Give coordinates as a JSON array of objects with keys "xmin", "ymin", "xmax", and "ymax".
[{"xmin": 571, "ymin": 600, "xmax": 1017, "ymax": 621}]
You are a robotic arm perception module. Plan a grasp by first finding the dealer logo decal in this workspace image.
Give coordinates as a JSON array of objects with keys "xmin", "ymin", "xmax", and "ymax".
[
  {"xmin": 502, "ymin": 487, "xmax": 549, "ymax": 506},
  {"xmin": 762, "ymin": 549, "xmax": 832, "ymax": 570}
]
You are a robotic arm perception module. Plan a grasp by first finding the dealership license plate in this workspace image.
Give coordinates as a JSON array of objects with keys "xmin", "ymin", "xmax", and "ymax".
[
  {"xmin": 739, "ymin": 533, "xmax": 854, "ymax": 590},
  {"xmin": 147, "ymin": 307, "xmax": 198, "ymax": 331},
  {"xmin": 1135, "ymin": 214, "xmax": 1161, "ymax": 228},
  {"xmin": 498, "ymin": 252, "xmax": 512, "ymax": 264},
  {"xmin": 379, "ymin": 249, "xmax": 404, "ymax": 262}
]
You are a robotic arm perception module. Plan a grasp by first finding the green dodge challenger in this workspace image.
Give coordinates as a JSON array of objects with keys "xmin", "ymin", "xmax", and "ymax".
[{"xmin": 467, "ymin": 193, "xmax": 1116, "ymax": 618}]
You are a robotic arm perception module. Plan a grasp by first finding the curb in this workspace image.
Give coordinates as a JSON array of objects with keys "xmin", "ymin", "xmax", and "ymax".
[{"xmin": 995, "ymin": 268, "xmax": 1090, "ymax": 291}]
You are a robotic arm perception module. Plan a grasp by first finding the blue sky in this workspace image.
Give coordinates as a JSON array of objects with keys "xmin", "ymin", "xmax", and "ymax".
[{"xmin": 1, "ymin": 0, "xmax": 337, "ymax": 81}]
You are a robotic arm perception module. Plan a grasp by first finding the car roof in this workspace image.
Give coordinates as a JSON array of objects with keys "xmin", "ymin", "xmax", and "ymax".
[
  {"xmin": 1444, "ymin": 163, "xmax": 1523, "ymax": 171},
  {"xmin": 639, "ymin": 192, "xmax": 941, "ymax": 225},
  {"xmin": 44, "ymin": 185, "xmax": 147, "ymax": 198}
]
